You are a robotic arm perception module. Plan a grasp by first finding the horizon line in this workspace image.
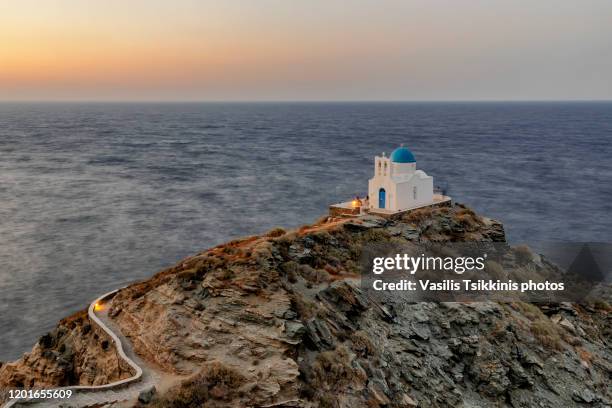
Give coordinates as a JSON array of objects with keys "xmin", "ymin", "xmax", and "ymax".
[{"xmin": 1, "ymin": 99, "xmax": 612, "ymax": 104}]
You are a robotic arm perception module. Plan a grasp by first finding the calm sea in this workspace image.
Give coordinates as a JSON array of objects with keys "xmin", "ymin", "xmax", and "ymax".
[{"xmin": 1, "ymin": 102, "xmax": 611, "ymax": 360}]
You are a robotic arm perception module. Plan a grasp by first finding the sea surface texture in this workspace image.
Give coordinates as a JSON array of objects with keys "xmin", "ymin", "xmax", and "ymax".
[{"xmin": 1, "ymin": 102, "xmax": 611, "ymax": 360}]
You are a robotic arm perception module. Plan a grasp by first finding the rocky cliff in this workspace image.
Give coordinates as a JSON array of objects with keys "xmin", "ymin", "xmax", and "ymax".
[
  {"xmin": 0, "ymin": 309, "xmax": 133, "ymax": 392},
  {"xmin": 1, "ymin": 204, "xmax": 610, "ymax": 407}
]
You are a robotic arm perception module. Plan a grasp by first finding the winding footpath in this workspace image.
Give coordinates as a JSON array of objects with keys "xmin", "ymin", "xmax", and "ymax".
[{"xmin": 4, "ymin": 289, "xmax": 161, "ymax": 408}]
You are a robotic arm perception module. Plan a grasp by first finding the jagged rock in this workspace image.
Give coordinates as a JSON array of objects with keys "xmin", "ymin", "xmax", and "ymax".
[
  {"xmin": 558, "ymin": 318, "xmax": 576, "ymax": 333},
  {"xmin": 368, "ymin": 380, "xmax": 391, "ymax": 405},
  {"xmin": 410, "ymin": 322, "xmax": 430, "ymax": 341},
  {"xmin": 320, "ymin": 281, "xmax": 369, "ymax": 314},
  {"xmin": 403, "ymin": 228, "xmax": 420, "ymax": 240},
  {"xmin": 284, "ymin": 321, "xmax": 306, "ymax": 339},
  {"xmin": 560, "ymin": 302, "xmax": 578, "ymax": 315},
  {"xmin": 508, "ymin": 361, "xmax": 533, "ymax": 387},
  {"xmin": 2, "ymin": 204, "xmax": 610, "ymax": 408},
  {"xmin": 302, "ymin": 236, "xmax": 315, "ymax": 248},
  {"xmin": 399, "ymin": 393, "xmax": 418, "ymax": 407},
  {"xmin": 387, "ymin": 225, "xmax": 404, "ymax": 236},
  {"xmin": 387, "ymin": 225, "xmax": 420, "ymax": 240},
  {"xmin": 344, "ymin": 215, "xmax": 387, "ymax": 231},
  {"xmin": 38, "ymin": 333, "xmax": 54, "ymax": 348},
  {"xmin": 283, "ymin": 310, "xmax": 297, "ymax": 319},
  {"xmin": 0, "ymin": 310, "xmax": 130, "ymax": 395},
  {"xmin": 475, "ymin": 362, "xmax": 510, "ymax": 397},
  {"xmin": 572, "ymin": 388, "xmax": 597, "ymax": 403},
  {"xmin": 138, "ymin": 386, "xmax": 156, "ymax": 404},
  {"xmin": 518, "ymin": 347, "xmax": 544, "ymax": 368},
  {"xmin": 304, "ymin": 319, "xmax": 334, "ymax": 350},
  {"xmin": 288, "ymin": 244, "xmax": 313, "ymax": 263}
]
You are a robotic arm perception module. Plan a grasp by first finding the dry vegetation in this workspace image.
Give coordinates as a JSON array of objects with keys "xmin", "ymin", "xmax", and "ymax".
[
  {"xmin": 513, "ymin": 244, "xmax": 533, "ymax": 264},
  {"xmin": 512, "ymin": 302, "xmax": 563, "ymax": 351},
  {"xmin": 147, "ymin": 362, "xmax": 245, "ymax": 408},
  {"xmin": 300, "ymin": 345, "xmax": 368, "ymax": 407},
  {"xmin": 401, "ymin": 206, "xmax": 433, "ymax": 224},
  {"xmin": 265, "ymin": 227, "xmax": 286, "ymax": 237},
  {"xmin": 530, "ymin": 320, "xmax": 563, "ymax": 351}
]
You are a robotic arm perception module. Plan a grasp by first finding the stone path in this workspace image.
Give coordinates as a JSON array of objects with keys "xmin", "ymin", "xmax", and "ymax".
[{"xmin": 4, "ymin": 290, "xmax": 163, "ymax": 408}]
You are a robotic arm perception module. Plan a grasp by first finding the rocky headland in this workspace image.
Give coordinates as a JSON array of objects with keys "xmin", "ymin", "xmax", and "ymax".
[{"xmin": 1, "ymin": 204, "xmax": 610, "ymax": 407}]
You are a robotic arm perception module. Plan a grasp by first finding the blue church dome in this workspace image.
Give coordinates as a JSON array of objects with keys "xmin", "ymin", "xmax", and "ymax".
[{"xmin": 390, "ymin": 146, "xmax": 416, "ymax": 163}]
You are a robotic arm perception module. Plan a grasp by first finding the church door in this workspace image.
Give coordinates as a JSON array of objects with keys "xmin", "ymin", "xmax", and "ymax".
[{"xmin": 378, "ymin": 188, "xmax": 386, "ymax": 209}]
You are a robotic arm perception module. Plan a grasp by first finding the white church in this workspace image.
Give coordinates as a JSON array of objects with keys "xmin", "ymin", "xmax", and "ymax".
[
  {"xmin": 329, "ymin": 145, "xmax": 449, "ymax": 218},
  {"xmin": 368, "ymin": 145, "xmax": 434, "ymax": 212}
]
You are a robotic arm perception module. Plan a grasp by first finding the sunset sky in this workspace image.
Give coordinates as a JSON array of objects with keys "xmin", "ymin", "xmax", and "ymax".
[{"xmin": 2, "ymin": 0, "xmax": 611, "ymax": 101}]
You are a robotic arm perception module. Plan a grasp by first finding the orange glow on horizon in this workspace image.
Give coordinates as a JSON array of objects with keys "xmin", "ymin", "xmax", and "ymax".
[{"xmin": 2, "ymin": 1, "xmax": 612, "ymax": 101}]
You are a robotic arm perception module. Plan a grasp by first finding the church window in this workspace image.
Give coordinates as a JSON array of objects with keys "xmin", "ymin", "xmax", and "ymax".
[{"xmin": 413, "ymin": 186, "xmax": 417, "ymax": 199}]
